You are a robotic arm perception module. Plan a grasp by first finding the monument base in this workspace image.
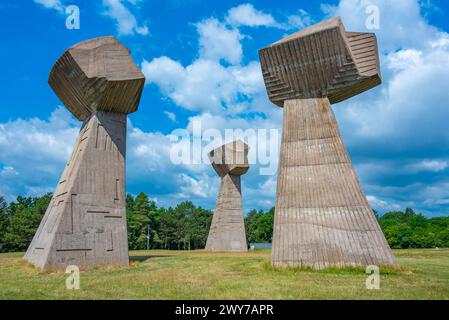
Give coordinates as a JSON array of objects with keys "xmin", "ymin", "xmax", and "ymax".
[
  {"xmin": 272, "ymin": 98, "xmax": 396, "ymax": 269},
  {"xmin": 206, "ymin": 174, "xmax": 248, "ymax": 252},
  {"xmin": 24, "ymin": 111, "xmax": 129, "ymax": 271}
]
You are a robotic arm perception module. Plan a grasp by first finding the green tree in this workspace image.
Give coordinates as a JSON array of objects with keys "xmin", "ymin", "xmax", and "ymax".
[
  {"xmin": 155, "ymin": 201, "xmax": 212, "ymax": 250},
  {"xmin": 158, "ymin": 207, "xmax": 180, "ymax": 249},
  {"xmin": 379, "ymin": 209, "xmax": 449, "ymax": 249},
  {"xmin": 2, "ymin": 190, "xmax": 449, "ymax": 253},
  {"xmin": 245, "ymin": 209, "xmax": 260, "ymax": 243},
  {"xmin": 255, "ymin": 207, "xmax": 274, "ymax": 242},
  {"xmin": 4, "ymin": 194, "xmax": 51, "ymax": 252},
  {"xmin": 185, "ymin": 203, "xmax": 212, "ymax": 250},
  {"xmin": 126, "ymin": 192, "xmax": 157, "ymax": 250},
  {"xmin": 245, "ymin": 207, "xmax": 274, "ymax": 243},
  {"xmin": 0, "ymin": 195, "xmax": 10, "ymax": 252}
]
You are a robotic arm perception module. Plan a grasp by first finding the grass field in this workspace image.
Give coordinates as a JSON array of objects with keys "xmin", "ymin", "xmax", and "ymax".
[{"xmin": 0, "ymin": 249, "xmax": 448, "ymax": 300}]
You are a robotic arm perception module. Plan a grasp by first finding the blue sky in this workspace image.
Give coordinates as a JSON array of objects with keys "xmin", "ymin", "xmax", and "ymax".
[{"xmin": 1, "ymin": 0, "xmax": 449, "ymax": 217}]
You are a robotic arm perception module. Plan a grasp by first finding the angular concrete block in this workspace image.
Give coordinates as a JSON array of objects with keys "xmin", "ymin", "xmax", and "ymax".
[
  {"xmin": 259, "ymin": 17, "xmax": 381, "ymax": 106},
  {"xmin": 206, "ymin": 141, "xmax": 249, "ymax": 252},
  {"xmin": 258, "ymin": 17, "xmax": 396, "ymax": 268},
  {"xmin": 209, "ymin": 140, "xmax": 249, "ymax": 177},
  {"xmin": 48, "ymin": 36, "xmax": 145, "ymax": 121},
  {"xmin": 25, "ymin": 36, "xmax": 145, "ymax": 270}
]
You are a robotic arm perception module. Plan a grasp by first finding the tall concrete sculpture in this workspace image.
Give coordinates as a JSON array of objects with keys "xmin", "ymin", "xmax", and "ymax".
[
  {"xmin": 25, "ymin": 36, "xmax": 145, "ymax": 271},
  {"xmin": 206, "ymin": 140, "xmax": 249, "ymax": 252},
  {"xmin": 258, "ymin": 17, "xmax": 396, "ymax": 268}
]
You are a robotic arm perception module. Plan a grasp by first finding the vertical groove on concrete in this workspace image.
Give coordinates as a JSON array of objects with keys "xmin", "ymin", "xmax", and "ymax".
[{"xmin": 271, "ymin": 98, "xmax": 396, "ymax": 268}]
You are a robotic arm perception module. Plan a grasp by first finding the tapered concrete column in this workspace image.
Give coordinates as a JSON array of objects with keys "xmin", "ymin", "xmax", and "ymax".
[
  {"xmin": 25, "ymin": 36, "xmax": 145, "ymax": 270},
  {"xmin": 258, "ymin": 17, "xmax": 396, "ymax": 268},
  {"xmin": 272, "ymin": 98, "xmax": 396, "ymax": 268},
  {"xmin": 206, "ymin": 140, "xmax": 249, "ymax": 252},
  {"xmin": 25, "ymin": 112, "xmax": 129, "ymax": 270},
  {"xmin": 206, "ymin": 174, "xmax": 247, "ymax": 251}
]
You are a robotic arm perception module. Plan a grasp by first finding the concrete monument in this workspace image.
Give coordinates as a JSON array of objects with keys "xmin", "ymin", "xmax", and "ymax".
[
  {"xmin": 258, "ymin": 17, "xmax": 396, "ymax": 268},
  {"xmin": 25, "ymin": 36, "xmax": 145, "ymax": 270},
  {"xmin": 206, "ymin": 140, "xmax": 249, "ymax": 252}
]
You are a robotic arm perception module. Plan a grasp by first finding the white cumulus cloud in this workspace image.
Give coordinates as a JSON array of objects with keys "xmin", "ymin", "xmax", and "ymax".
[
  {"xmin": 225, "ymin": 3, "xmax": 313, "ymax": 31},
  {"xmin": 164, "ymin": 111, "xmax": 177, "ymax": 123},
  {"xmin": 34, "ymin": 0, "xmax": 64, "ymax": 13},
  {"xmin": 0, "ymin": 107, "xmax": 79, "ymax": 201},
  {"xmin": 408, "ymin": 160, "xmax": 449, "ymax": 173},
  {"xmin": 285, "ymin": 9, "xmax": 314, "ymax": 29},
  {"xmin": 322, "ymin": 0, "xmax": 441, "ymax": 51},
  {"xmin": 196, "ymin": 18, "xmax": 243, "ymax": 65},
  {"xmin": 102, "ymin": 0, "xmax": 149, "ymax": 36},
  {"xmin": 142, "ymin": 58, "xmax": 265, "ymax": 113},
  {"xmin": 226, "ymin": 3, "xmax": 276, "ymax": 27}
]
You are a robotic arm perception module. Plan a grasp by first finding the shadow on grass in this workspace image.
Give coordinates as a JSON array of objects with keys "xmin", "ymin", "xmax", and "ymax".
[{"xmin": 129, "ymin": 255, "xmax": 175, "ymax": 263}]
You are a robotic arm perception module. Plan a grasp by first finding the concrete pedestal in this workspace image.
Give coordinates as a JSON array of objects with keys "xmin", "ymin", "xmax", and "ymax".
[
  {"xmin": 272, "ymin": 98, "xmax": 396, "ymax": 268},
  {"xmin": 25, "ymin": 111, "xmax": 129, "ymax": 270},
  {"xmin": 206, "ymin": 174, "xmax": 248, "ymax": 252}
]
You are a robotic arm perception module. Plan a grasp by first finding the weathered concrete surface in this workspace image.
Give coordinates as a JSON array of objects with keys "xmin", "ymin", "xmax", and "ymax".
[
  {"xmin": 48, "ymin": 36, "xmax": 145, "ymax": 121},
  {"xmin": 25, "ymin": 36, "xmax": 144, "ymax": 270},
  {"xmin": 272, "ymin": 98, "xmax": 396, "ymax": 268},
  {"xmin": 206, "ymin": 141, "xmax": 249, "ymax": 252},
  {"xmin": 25, "ymin": 112, "xmax": 129, "ymax": 270},
  {"xmin": 258, "ymin": 17, "xmax": 396, "ymax": 268},
  {"xmin": 259, "ymin": 17, "xmax": 381, "ymax": 106}
]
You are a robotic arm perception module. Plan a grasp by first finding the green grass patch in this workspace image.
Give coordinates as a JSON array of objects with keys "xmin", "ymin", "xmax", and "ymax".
[
  {"xmin": 0, "ymin": 249, "xmax": 448, "ymax": 300},
  {"xmin": 260, "ymin": 260, "xmax": 412, "ymax": 275}
]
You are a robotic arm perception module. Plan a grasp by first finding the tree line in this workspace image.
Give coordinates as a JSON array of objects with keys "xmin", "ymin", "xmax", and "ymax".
[
  {"xmin": 0, "ymin": 193, "xmax": 448, "ymax": 253},
  {"xmin": 377, "ymin": 208, "xmax": 449, "ymax": 249}
]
